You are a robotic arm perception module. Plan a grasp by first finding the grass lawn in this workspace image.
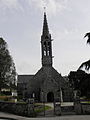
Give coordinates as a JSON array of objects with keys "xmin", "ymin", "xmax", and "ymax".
[
  {"xmin": 81, "ymin": 101, "xmax": 90, "ymax": 104},
  {"xmin": 80, "ymin": 97, "xmax": 90, "ymax": 104},
  {"xmin": 35, "ymin": 104, "xmax": 52, "ymax": 113}
]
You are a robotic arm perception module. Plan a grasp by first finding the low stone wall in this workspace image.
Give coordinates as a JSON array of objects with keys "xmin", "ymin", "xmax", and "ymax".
[
  {"xmin": 0, "ymin": 101, "xmax": 35, "ymax": 117},
  {"xmin": 81, "ymin": 103, "xmax": 90, "ymax": 114},
  {"xmin": 74, "ymin": 102, "xmax": 82, "ymax": 114},
  {"xmin": 74, "ymin": 101, "xmax": 90, "ymax": 115},
  {"xmin": 1, "ymin": 101, "xmax": 90, "ymax": 116}
]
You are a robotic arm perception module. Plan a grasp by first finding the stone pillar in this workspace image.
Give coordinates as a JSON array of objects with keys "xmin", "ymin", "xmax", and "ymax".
[
  {"xmin": 74, "ymin": 96, "xmax": 82, "ymax": 114},
  {"xmin": 27, "ymin": 99, "xmax": 35, "ymax": 117},
  {"xmin": 54, "ymin": 100, "xmax": 61, "ymax": 116}
]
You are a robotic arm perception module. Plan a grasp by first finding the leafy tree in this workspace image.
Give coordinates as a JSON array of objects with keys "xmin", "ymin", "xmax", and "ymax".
[
  {"xmin": 68, "ymin": 70, "xmax": 85, "ymax": 90},
  {"xmin": 68, "ymin": 70, "xmax": 90, "ymax": 97},
  {"xmin": 68, "ymin": 33, "xmax": 90, "ymax": 98},
  {"xmin": 79, "ymin": 32, "xmax": 90, "ymax": 71},
  {"xmin": 79, "ymin": 59, "xmax": 90, "ymax": 71},
  {"xmin": 0, "ymin": 38, "xmax": 16, "ymax": 91}
]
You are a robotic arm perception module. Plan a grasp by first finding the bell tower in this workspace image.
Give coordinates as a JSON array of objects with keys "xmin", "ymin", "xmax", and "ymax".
[{"xmin": 41, "ymin": 12, "xmax": 53, "ymax": 67}]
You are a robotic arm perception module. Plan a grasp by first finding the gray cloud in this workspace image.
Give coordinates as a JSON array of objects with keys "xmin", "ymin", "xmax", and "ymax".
[
  {"xmin": 0, "ymin": 0, "xmax": 68, "ymax": 16},
  {"xmin": 0, "ymin": 0, "xmax": 23, "ymax": 11},
  {"xmin": 27, "ymin": 0, "xmax": 68, "ymax": 15}
]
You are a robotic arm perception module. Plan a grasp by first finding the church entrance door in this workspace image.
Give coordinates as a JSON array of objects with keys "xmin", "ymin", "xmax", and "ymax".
[{"xmin": 47, "ymin": 92, "xmax": 54, "ymax": 102}]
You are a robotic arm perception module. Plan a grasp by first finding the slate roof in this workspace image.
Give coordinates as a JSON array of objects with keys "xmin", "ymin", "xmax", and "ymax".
[{"xmin": 18, "ymin": 75, "xmax": 34, "ymax": 83}]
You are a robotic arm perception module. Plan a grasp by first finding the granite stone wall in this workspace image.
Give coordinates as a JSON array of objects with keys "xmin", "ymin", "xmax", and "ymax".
[
  {"xmin": 74, "ymin": 100, "xmax": 90, "ymax": 115},
  {"xmin": 0, "ymin": 101, "xmax": 35, "ymax": 117},
  {"xmin": 81, "ymin": 103, "xmax": 90, "ymax": 114}
]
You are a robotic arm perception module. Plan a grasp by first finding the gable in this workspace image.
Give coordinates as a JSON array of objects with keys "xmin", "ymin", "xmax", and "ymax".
[{"xmin": 27, "ymin": 66, "xmax": 67, "ymax": 92}]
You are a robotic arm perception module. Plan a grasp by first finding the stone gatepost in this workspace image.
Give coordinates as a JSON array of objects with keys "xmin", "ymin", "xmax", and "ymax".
[
  {"xmin": 26, "ymin": 98, "xmax": 35, "ymax": 117},
  {"xmin": 74, "ymin": 96, "xmax": 82, "ymax": 114},
  {"xmin": 54, "ymin": 99, "xmax": 61, "ymax": 116}
]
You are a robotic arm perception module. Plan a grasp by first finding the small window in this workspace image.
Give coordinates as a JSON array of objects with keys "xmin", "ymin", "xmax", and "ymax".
[
  {"xmin": 47, "ymin": 51, "xmax": 49, "ymax": 56},
  {"xmin": 48, "ymin": 42, "xmax": 51, "ymax": 49},
  {"xmin": 44, "ymin": 51, "xmax": 46, "ymax": 56},
  {"xmin": 44, "ymin": 42, "xmax": 46, "ymax": 46}
]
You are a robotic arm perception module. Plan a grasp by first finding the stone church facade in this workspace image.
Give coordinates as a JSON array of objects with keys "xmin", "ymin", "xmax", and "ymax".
[{"xmin": 17, "ymin": 12, "xmax": 73, "ymax": 102}]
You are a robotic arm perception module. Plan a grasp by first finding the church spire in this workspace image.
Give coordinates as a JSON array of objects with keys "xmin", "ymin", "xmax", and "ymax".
[
  {"xmin": 42, "ymin": 12, "xmax": 49, "ymax": 36},
  {"xmin": 41, "ymin": 12, "xmax": 53, "ymax": 67}
]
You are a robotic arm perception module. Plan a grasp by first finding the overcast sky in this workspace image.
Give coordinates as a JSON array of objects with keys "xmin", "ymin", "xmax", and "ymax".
[{"xmin": 0, "ymin": 0, "xmax": 90, "ymax": 76}]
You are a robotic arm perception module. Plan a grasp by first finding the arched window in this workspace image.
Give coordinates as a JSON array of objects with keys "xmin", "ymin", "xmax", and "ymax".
[
  {"xmin": 44, "ymin": 42, "xmax": 46, "ymax": 48},
  {"xmin": 48, "ymin": 42, "xmax": 51, "ymax": 49},
  {"xmin": 47, "ymin": 92, "xmax": 54, "ymax": 102},
  {"xmin": 47, "ymin": 51, "xmax": 49, "ymax": 56},
  {"xmin": 44, "ymin": 50, "xmax": 46, "ymax": 56}
]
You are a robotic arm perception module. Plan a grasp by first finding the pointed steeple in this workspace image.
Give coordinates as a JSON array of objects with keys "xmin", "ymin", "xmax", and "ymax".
[
  {"xmin": 41, "ymin": 12, "xmax": 53, "ymax": 67},
  {"xmin": 42, "ymin": 12, "xmax": 49, "ymax": 36}
]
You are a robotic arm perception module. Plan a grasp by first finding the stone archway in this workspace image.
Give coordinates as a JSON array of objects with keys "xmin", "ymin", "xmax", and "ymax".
[{"xmin": 47, "ymin": 92, "xmax": 54, "ymax": 102}]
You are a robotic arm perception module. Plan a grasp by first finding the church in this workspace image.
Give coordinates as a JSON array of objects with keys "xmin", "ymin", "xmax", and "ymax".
[{"xmin": 17, "ymin": 12, "xmax": 73, "ymax": 102}]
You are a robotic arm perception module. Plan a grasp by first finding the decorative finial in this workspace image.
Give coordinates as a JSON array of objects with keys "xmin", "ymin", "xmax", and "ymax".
[
  {"xmin": 44, "ymin": 6, "xmax": 46, "ymax": 13},
  {"xmin": 42, "ymin": 0, "xmax": 46, "ymax": 13}
]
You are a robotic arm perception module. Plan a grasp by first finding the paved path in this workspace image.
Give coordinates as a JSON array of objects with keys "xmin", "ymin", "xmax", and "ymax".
[
  {"xmin": 0, "ymin": 112, "xmax": 90, "ymax": 120},
  {"xmin": 43, "ymin": 102, "xmax": 74, "ymax": 108},
  {"xmin": 37, "ymin": 102, "xmax": 75, "ymax": 117}
]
